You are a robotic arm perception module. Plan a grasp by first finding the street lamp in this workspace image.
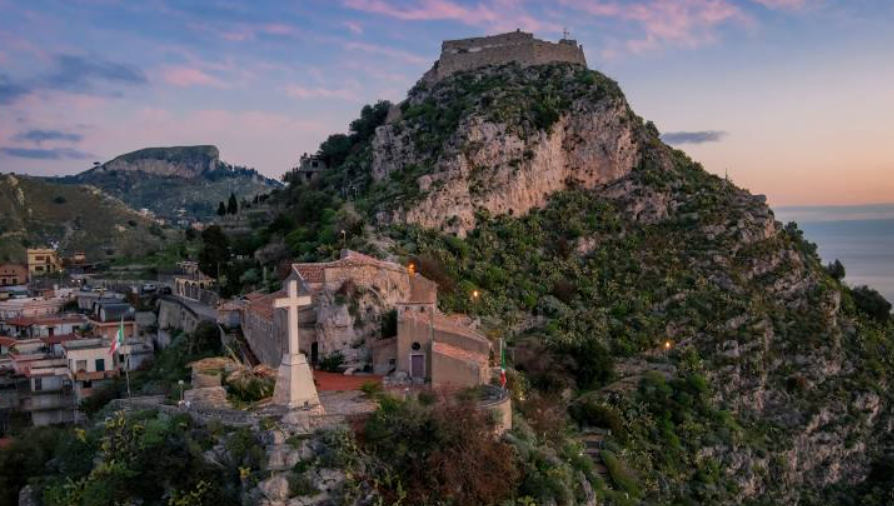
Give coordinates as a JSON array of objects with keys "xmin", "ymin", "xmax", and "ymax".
[
  {"xmin": 664, "ymin": 340, "xmax": 672, "ymax": 351},
  {"xmin": 178, "ymin": 379, "xmax": 185, "ymax": 405},
  {"xmin": 472, "ymin": 290, "xmax": 480, "ymax": 300}
]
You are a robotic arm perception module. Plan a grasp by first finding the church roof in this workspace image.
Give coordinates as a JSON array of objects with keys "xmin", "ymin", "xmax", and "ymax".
[
  {"xmin": 402, "ymin": 311, "xmax": 489, "ymax": 344},
  {"xmin": 432, "ymin": 341, "xmax": 488, "ymax": 366},
  {"xmin": 244, "ymin": 290, "xmax": 284, "ymax": 321},
  {"xmin": 292, "ymin": 250, "xmax": 410, "ymax": 285}
]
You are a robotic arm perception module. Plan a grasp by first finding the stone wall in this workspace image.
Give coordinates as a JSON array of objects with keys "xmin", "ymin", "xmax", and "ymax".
[{"xmin": 432, "ymin": 31, "xmax": 586, "ymax": 82}]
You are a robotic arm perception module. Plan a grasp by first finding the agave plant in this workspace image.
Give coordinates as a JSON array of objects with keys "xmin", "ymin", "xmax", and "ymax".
[{"xmin": 224, "ymin": 348, "xmax": 276, "ymax": 403}]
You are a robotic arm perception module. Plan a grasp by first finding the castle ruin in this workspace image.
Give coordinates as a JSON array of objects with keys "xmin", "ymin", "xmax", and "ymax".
[{"xmin": 424, "ymin": 30, "xmax": 587, "ymax": 83}]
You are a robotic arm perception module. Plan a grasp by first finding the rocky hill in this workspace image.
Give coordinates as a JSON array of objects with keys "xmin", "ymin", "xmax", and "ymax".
[
  {"xmin": 0, "ymin": 173, "xmax": 174, "ymax": 262},
  {"xmin": 265, "ymin": 55, "xmax": 894, "ymax": 504},
  {"xmin": 56, "ymin": 145, "xmax": 281, "ymax": 223}
]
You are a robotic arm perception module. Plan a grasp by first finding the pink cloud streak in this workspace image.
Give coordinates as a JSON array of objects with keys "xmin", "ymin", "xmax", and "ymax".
[{"xmin": 160, "ymin": 66, "xmax": 228, "ymax": 88}]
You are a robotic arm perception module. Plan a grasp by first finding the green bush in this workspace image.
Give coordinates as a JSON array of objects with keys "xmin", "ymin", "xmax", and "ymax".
[{"xmin": 319, "ymin": 351, "xmax": 345, "ymax": 373}]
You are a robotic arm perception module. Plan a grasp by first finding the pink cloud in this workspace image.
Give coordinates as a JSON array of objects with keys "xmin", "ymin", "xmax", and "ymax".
[
  {"xmin": 160, "ymin": 66, "xmax": 228, "ymax": 88},
  {"xmin": 344, "ymin": 41, "xmax": 428, "ymax": 65},
  {"xmin": 343, "ymin": 0, "xmax": 561, "ymax": 33},
  {"xmin": 344, "ymin": 20, "xmax": 364, "ymax": 34},
  {"xmin": 749, "ymin": 0, "xmax": 810, "ymax": 8},
  {"xmin": 204, "ymin": 22, "xmax": 299, "ymax": 42},
  {"xmin": 561, "ymin": 0, "xmax": 749, "ymax": 54},
  {"xmin": 284, "ymin": 84, "xmax": 360, "ymax": 101}
]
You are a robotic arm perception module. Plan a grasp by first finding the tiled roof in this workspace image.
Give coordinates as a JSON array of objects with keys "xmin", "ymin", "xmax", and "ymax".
[
  {"xmin": 32, "ymin": 315, "xmax": 86, "ymax": 326},
  {"xmin": 3, "ymin": 317, "xmax": 35, "ymax": 327},
  {"xmin": 432, "ymin": 341, "xmax": 488, "ymax": 366},
  {"xmin": 0, "ymin": 337, "xmax": 16, "ymax": 347},
  {"xmin": 292, "ymin": 250, "xmax": 411, "ymax": 285},
  {"xmin": 245, "ymin": 290, "xmax": 283, "ymax": 321},
  {"xmin": 402, "ymin": 311, "xmax": 489, "ymax": 343}
]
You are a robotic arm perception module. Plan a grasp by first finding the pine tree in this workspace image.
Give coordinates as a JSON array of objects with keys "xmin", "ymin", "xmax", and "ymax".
[
  {"xmin": 216, "ymin": 202, "xmax": 226, "ymax": 216},
  {"xmin": 227, "ymin": 192, "xmax": 238, "ymax": 215}
]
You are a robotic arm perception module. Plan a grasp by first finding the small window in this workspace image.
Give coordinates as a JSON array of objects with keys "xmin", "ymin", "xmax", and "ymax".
[
  {"xmin": 34, "ymin": 378, "xmax": 43, "ymax": 391},
  {"xmin": 96, "ymin": 359, "xmax": 105, "ymax": 372},
  {"xmin": 76, "ymin": 360, "xmax": 87, "ymax": 372}
]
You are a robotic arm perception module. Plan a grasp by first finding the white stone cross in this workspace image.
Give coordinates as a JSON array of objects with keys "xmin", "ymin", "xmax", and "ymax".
[
  {"xmin": 272, "ymin": 278, "xmax": 320, "ymax": 410},
  {"xmin": 274, "ymin": 279, "xmax": 312, "ymax": 358}
]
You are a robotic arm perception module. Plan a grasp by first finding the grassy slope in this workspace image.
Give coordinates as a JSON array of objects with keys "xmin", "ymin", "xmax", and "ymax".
[{"xmin": 0, "ymin": 174, "xmax": 173, "ymax": 262}]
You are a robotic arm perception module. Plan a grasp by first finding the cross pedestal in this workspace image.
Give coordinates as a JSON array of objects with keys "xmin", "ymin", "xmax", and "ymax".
[{"xmin": 272, "ymin": 279, "xmax": 321, "ymax": 411}]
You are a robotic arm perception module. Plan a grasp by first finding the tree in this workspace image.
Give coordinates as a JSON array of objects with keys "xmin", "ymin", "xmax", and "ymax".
[
  {"xmin": 227, "ymin": 193, "xmax": 238, "ymax": 215},
  {"xmin": 216, "ymin": 202, "xmax": 226, "ymax": 216},
  {"xmin": 851, "ymin": 285, "xmax": 892, "ymax": 323},
  {"xmin": 198, "ymin": 225, "xmax": 230, "ymax": 278},
  {"xmin": 826, "ymin": 259, "xmax": 846, "ymax": 281}
]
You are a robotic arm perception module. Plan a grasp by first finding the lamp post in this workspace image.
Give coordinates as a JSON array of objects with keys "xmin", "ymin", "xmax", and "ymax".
[{"xmin": 177, "ymin": 379, "xmax": 185, "ymax": 405}]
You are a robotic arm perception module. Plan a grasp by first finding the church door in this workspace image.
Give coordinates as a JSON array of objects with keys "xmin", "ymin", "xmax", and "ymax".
[
  {"xmin": 410, "ymin": 354, "xmax": 425, "ymax": 379},
  {"xmin": 310, "ymin": 342, "xmax": 319, "ymax": 366}
]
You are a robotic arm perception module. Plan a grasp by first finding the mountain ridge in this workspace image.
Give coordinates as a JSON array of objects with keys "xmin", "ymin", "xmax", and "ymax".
[{"xmin": 55, "ymin": 145, "xmax": 282, "ymax": 223}]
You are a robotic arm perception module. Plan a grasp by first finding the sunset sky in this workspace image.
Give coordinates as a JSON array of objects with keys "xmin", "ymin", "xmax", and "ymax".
[{"xmin": 0, "ymin": 0, "xmax": 891, "ymax": 206}]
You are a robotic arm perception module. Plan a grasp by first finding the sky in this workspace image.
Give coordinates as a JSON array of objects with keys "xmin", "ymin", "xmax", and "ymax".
[{"xmin": 0, "ymin": 0, "xmax": 892, "ymax": 207}]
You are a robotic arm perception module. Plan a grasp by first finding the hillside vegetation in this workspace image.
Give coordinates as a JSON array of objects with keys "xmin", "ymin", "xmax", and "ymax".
[
  {"xmin": 0, "ymin": 173, "xmax": 173, "ymax": 262},
  {"xmin": 258, "ymin": 62, "xmax": 894, "ymax": 504}
]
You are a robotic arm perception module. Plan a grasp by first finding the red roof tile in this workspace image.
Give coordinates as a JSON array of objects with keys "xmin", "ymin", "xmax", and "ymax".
[
  {"xmin": 3, "ymin": 317, "xmax": 35, "ymax": 327},
  {"xmin": 0, "ymin": 337, "xmax": 16, "ymax": 347}
]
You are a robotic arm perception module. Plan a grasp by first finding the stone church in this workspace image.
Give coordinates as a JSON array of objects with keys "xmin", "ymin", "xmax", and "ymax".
[{"xmin": 223, "ymin": 250, "xmax": 492, "ymax": 389}]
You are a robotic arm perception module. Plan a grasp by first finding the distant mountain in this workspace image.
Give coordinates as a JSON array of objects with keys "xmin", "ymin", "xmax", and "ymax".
[
  {"xmin": 0, "ymin": 173, "xmax": 174, "ymax": 262},
  {"xmin": 56, "ymin": 145, "xmax": 282, "ymax": 224}
]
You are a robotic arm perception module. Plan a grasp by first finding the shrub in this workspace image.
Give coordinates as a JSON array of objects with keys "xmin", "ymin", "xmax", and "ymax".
[
  {"xmin": 359, "ymin": 397, "xmax": 520, "ymax": 506},
  {"xmin": 380, "ymin": 309, "xmax": 398, "ymax": 338},
  {"xmin": 601, "ymin": 450, "xmax": 642, "ymax": 497},
  {"xmin": 319, "ymin": 351, "xmax": 345, "ymax": 372},
  {"xmin": 570, "ymin": 400, "xmax": 626, "ymax": 438}
]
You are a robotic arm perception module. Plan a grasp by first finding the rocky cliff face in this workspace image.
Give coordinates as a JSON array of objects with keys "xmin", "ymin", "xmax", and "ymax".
[
  {"xmin": 99, "ymin": 145, "xmax": 221, "ymax": 179},
  {"xmin": 370, "ymin": 64, "xmax": 650, "ymax": 236},
  {"xmin": 57, "ymin": 145, "xmax": 281, "ymax": 222}
]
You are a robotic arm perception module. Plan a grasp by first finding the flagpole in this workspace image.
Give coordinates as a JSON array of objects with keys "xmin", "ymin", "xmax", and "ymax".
[{"xmin": 125, "ymin": 353, "xmax": 131, "ymax": 398}]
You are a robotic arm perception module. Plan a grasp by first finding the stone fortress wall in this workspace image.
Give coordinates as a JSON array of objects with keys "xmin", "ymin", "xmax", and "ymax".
[{"xmin": 430, "ymin": 30, "xmax": 587, "ymax": 82}]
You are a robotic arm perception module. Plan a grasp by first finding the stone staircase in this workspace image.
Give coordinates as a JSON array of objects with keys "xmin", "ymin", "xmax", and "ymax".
[
  {"xmin": 581, "ymin": 428, "xmax": 611, "ymax": 479},
  {"xmin": 184, "ymin": 386, "xmax": 232, "ymax": 409}
]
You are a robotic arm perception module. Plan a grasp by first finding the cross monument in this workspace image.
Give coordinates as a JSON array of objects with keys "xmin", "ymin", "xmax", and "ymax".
[{"xmin": 272, "ymin": 278, "xmax": 321, "ymax": 410}]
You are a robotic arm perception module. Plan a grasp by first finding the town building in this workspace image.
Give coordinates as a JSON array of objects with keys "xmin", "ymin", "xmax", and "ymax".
[
  {"xmin": 76, "ymin": 289, "xmax": 125, "ymax": 312},
  {"xmin": 62, "ymin": 338, "xmax": 119, "ymax": 410},
  {"xmin": 0, "ymin": 296, "xmax": 65, "ymax": 322},
  {"xmin": 12, "ymin": 354, "xmax": 74, "ymax": 426},
  {"xmin": 26, "ymin": 248, "xmax": 63, "ymax": 277},
  {"xmin": 289, "ymin": 153, "xmax": 327, "ymax": 183},
  {"xmin": 87, "ymin": 302, "xmax": 136, "ymax": 341},
  {"xmin": 0, "ymin": 264, "xmax": 28, "ymax": 286},
  {"xmin": 1, "ymin": 314, "xmax": 86, "ymax": 339}
]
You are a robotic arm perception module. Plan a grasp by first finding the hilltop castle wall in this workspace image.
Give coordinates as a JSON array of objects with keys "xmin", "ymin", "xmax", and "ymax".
[{"xmin": 430, "ymin": 30, "xmax": 586, "ymax": 82}]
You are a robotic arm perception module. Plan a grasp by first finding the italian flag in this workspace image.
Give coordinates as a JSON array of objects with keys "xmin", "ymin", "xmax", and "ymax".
[
  {"xmin": 109, "ymin": 316, "xmax": 125, "ymax": 355},
  {"xmin": 499, "ymin": 341, "xmax": 507, "ymax": 389}
]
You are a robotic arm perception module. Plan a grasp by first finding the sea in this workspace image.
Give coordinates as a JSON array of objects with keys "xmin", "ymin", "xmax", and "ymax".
[{"xmin": 774, "ymin": 204, "xmax": 894, "ymax": 303}]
